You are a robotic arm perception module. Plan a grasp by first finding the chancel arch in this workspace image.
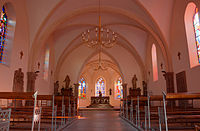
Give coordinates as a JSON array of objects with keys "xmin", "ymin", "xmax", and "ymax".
[
  {"xmin": 76, "ymin": 51, "xmax": 128, "ymax": 107},
  {"xmin": 28, "ymin": 3, "xmax": 173, "ymax": 74},
  {"xmin": 2, "ymin": 1, "xmax": 200, "ymax": 130}
]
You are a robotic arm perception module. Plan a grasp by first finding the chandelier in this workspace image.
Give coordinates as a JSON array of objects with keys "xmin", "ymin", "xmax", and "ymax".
[
  {"xmin": 94, "ymin": 46, "xmax": 107, "ymax": 71},
  {"xmin": 81, "ymin": 0, "xmax": 117, "ymax": 48}
]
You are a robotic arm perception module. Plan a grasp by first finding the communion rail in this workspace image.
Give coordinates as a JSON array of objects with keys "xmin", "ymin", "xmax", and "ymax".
[
  {"xmin": 0, "ymin": 92, "xmax": 78, "ymax": 131},
  {"xmin": 120, "ymin": 92, "xmax": 200, "ymax": 131}
]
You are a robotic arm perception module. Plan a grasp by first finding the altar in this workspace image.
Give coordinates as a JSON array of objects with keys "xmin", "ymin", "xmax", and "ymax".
[{"xmin": 87, "ymin": 96, "xmax": 113, "ymax": 108}]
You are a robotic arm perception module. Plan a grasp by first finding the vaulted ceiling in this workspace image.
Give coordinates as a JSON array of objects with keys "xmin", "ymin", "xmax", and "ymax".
[{"xmin": 24, "ymin": 0, "xmax": 174, "ymax": 82}]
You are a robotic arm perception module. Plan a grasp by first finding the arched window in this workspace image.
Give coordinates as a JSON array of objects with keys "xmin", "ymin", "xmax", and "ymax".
[
  {"xmin": 0, "ymin": 3, "xmax": 16, "ymax": 66},
  {"xmin": 152, "ymin": 44, "xmax": 158, "ymax": 81},
  {"xmin": 95, "ymin": 77, "xmax": 105, "ymax": 96},
  {"xmin": 193, "ymin": 7, "xmax": 200, "ymax": 63},
  {"xmin": 44, "ymin": 48, "xmax": 50, "ymax": 80},
  {"xmin": 185, "ymin": 2, "xmax": 200, "ymax": 67},
  {"xmin": 115, "ymin": 77, "xmax": 123, "ymax": 99},
  {"xmin": 79, "ymin": 78, "xmax": 86, "ymax": 98},
  {"xmin": 0, "ymin": 6, "xmax": 8, "ymax": 63}
]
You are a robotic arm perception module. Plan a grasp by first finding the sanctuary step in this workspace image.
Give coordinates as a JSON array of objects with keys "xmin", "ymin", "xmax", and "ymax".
[
  {"xmin": 87, "ymin": 103, "xmax": 113, "ymax": 108},
  {"xmin": 79, "ymin": 107, "xmax": 119, "ymax": 111},
  {"xmin": 87, "ymin": 96, "xmax": 114, "ymax": 109}
]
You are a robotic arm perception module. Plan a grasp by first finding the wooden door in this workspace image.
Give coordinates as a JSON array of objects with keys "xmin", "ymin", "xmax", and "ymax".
[{"xmin": 176, "ymin": 71, "xmax": 188, "ymax": 108}]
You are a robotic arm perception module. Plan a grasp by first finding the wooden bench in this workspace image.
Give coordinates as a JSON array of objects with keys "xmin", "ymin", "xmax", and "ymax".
[
  {"xmin": 121, "ymin": 93, "xmax": 200, "ymax": 130},
  {"xmin": 0, "ymin": 92, "xmax": 78, "ymax": 130}
]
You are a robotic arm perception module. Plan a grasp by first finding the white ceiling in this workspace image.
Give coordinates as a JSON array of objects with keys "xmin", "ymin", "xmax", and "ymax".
[{"xmin": 24, "ymin": 0, "xmax": 174, "ymax": 81}]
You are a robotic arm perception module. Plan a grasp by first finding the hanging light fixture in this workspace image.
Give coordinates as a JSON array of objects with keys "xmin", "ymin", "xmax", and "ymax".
[
  {"xmin": 81, "ymin": 0, "xmax": 117, "ymax": 48},
  {"xmin": 94, "ymin": 45, "xmax": 107, "ymax": 71}
]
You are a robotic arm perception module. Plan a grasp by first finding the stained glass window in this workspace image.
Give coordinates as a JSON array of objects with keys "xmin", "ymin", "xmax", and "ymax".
[
  {"xmin": 95, "ymin": 77, "xmax": 105, "ymax": 96},
  {"xmin": 193, "ymin": 7, "xmax": 200, "ymax": 63},
  {"xmin": 115, "ymin": 77, "xmax": 123, "ymax": 99},
  {"xmin": 0, "ymin": 6, "xmax": 7, "ymax": 63},
  {"xmin": 79, "ymin": 78, "xmax": 86, "ymax": 98},
  {"xmin": 44, "ymin": 48, "xmax": 50, "ymax": 80},
  {"xmin": 152, "ymin": 44, "xmax": 158, "ymax": 81}
]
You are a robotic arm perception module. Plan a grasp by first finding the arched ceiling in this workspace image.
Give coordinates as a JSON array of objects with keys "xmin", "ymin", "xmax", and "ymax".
[{"xmin": 24, "ymin": 0, "xmax": 175, "ymax": 81}]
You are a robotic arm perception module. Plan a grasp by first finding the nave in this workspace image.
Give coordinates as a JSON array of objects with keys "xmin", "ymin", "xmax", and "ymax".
[
  {"xmin": 1, "ymin": 0, "xmax": 200, "ymax": 130},
  {"xmin": 64, "ymin": 111, "xmax": 137, "ymax": 131}
]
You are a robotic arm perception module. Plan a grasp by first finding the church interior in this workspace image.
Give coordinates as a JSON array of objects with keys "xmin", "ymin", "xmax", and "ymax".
[{"xmin": 0, "ymin": 0, "xmax": 200, "ymax": 130}]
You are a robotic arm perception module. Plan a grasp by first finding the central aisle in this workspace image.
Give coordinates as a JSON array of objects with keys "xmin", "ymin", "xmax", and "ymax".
[{"xmin": 64, "ymin": 111, "xmax": 138, "ymax": 131}]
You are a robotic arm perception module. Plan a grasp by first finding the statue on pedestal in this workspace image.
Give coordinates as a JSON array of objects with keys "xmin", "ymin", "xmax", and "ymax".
[
  {"xmin": 109, "ymin": 88, "xmax": 112, "ymax": 95},
  {"xmin": 62, "ymin": 75, "xmax": 74, "ymax": 96},
  {"xmin": 122, "ymin": 83, "xmax": 127, "ymax": 99},
  {"xmin": 27, "ymin": 71, "xmax": 38, "ymax": 92},
  {"xmin": 99, "ymin": 91, "xmax": 102, "ymax": 97},
  {"xmin": 13, "ymin": 68, "xmax": 24, "ymax": 106},
  {"xmin": 132, "ymin": 74, "xmax": 138, "ymax": 89},
  {"xmin": 74, "ymin": 83, "xmax": 79, "ymax": 98},
  {"xmin": 13, "ymin": 68, "xmax": 24, "ymax": 92},
  {"xmin": 142, "ymin": 81, "xmax": 147, "ymax": 96},
  {"xmin": 63, "ymin": 75, "xmax": 70, "ymax": 89},
  {"xmin": 26, "ymin": 71, "xmax": 39, "ymax": 106},
  {"xmin": 54, "ymin": 81, "xmax": 59, "ymax": 95}
]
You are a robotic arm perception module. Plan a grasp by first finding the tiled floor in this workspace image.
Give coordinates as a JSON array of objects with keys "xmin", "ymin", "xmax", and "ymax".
[{"xmin": 64, "ymin": 111, "xmax": 138, "ymax": 131}]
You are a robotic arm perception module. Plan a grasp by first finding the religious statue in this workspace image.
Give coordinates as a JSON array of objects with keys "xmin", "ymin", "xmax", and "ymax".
[
  {"xmin": 54, "ymin": 81, "xmax": 59, "ymax": 95},
  {"xmin": 26, "ymin": 71, "xmax": 39, "ymax": 92},
  {"xmin": 142, "ymin": 81, "xmax": 147, "ymax": 96},
  {"xmin": 109, "ymin": 88, "xmax": 112, "ymax": 95},
  {"xmin": 37, "ymin": 62, "xmax": 40, "ymax": 69},
  {"xmin": 13, "ymin": 68, "xmax": 24, "ymax": 106},
  {"xmin": 74, "ymin": 83, "xmax": 79, "ymax": 98},
  {"xmin": 132, "ymin": 74, "xmax": 138, "ymax": 89},
  {"xmin": 20, "ymin": 51, "xmax": 23, "ymax": 60},
  {"xmin": 99, "ymin": 91, "xmax": 102, "ymax": 97},
  {"xmin": 13, "ymin": 68, "xmax": 24, "ymax": 92},
  {"xmin": 26, "ymin": 71, "xmax": 39, "ymax": 106},
  {"xmin": 61, "ymin": 86, "xmax": 65, "ymax": 95},
  {"xmin": 63, "ymin": 75, "xmax": 70, "ymax": 88}
]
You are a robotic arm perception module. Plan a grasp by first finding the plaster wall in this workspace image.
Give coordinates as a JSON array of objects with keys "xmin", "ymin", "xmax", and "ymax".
[
  {"xmin": 25, "ymin": 0, "xmax": 61, "ymax": 45},
  {"xmin": 146, "ymin": 35, "xmax": 166, "ymax": 95},
  {"xmin": 106, "ymin": 45, "xmax": 144, "ymax": 92},
  {"xmin": 57, "ymin": 45, "xmax": 94, "ymax": 89},
  {"xmin": 35, "ymin": 36, "xmax": 55, "ymax": 95},
  {"xmin": 79, "ymin": 67, "xmax": 122, "ymax": 108},
  {"xmin": 0, "ymin": 0, "xmax": 29, "ymax": 92},
  {"xmin": 138, "ymin": 0, "xmax": 174, "ymax": 45},
  {"xmin": 170, "ymin": 0, "xmax": 200, "ymax": 93}
]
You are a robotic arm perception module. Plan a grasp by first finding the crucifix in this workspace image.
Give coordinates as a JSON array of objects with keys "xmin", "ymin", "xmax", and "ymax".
[
  {"xmin": 178, "ymin": 52, "xmax": 181, "ymax": 60},
  {"xmin": 20, "ymin": 51, "xmax": 23, "ymax": 60},
  {"xmin": 160, "ymin": 63, "xmax": 163, "ymax": 69},
  {"xmin": 37, "ymin": 62, "xmax": 40, "ymax": 69},
  {"xmin": 109, "ymin": 88, "xmax": 112, "ymax": 95}
]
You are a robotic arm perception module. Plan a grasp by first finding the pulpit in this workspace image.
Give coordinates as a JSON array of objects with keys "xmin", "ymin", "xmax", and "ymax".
[{"xmin": 87, "ymin": 96, "xmax": 113, "ymax": 108}]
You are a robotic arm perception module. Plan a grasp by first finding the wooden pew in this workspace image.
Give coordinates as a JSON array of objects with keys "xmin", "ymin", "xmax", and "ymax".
[
  {"xmin": 122, "ymin": 93, "xmax": 200, "ymax": 131},
  {"xmin": 163, "ymin": 93, "xmax": 200, "ymax": 130},
  {"xmin": 0, "ymin": 92, "xmax": 78, "ymax": 130}
]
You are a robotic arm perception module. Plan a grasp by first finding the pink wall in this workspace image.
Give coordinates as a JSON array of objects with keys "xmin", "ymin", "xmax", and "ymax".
[
  {"xmin": 138, "ymin": 0, "xmax": 174, "ymax": 45},
  {"xmin": 35, "ymin": 36, "xmax": 55, "ymax": 95},
  {"xmin": 146, "ymin": 35, "xmax": 166, "ymax": 95},
  {"xmin": 170, "ymin": 0, "xmax": 200, "ymax": 93},
  {"xmin": 0, "ymin": 0, "xmax": 29, "ymax": 92}
]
